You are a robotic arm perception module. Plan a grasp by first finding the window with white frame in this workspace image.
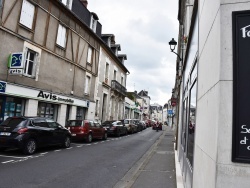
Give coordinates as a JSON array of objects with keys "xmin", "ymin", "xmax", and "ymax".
[
  {"xmin": 87, "ymin": 47, "xmax": 93, "ymax": 64},
  {"xmin": 90, "ymin": 15, "xmax": 97, "ymax": 32},
  {"xmin": 113, "ymin": 70, "xmax": 117, "ymax": 81},
  {"xmin": 23, "ymin": 48, "xmax": 38, "ymax": 77},
  {"xmin": 56, "ymin": 24, "xmax": 67, "ymax": 48},
  {"xmin": 19, "ymin": 0, "xmax": 35, "ymax": 29},
  {"xmin": 121, "ymin": 77, "xmax": 124, "ymax": 86},
  {"xmin": 60, "ymin": 0, "xmax": 73, "ymax": 9},
  {"xmin": 84, "ymin": 76, "xmax": 91, "ymax": 94},
  {"xmin": 105, "ymin": 63, "xmax": 109, "ymax": 80}
]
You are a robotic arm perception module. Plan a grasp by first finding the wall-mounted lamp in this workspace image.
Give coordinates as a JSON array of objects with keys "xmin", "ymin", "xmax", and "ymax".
[{"xmin": 169, "ymin": 38, "xmax": 182, "ymax": 61}]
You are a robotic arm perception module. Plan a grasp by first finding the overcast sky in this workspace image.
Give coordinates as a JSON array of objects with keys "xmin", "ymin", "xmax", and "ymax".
[{"xmin": 88, "ymin": 0, "xmax": 179, "ymax": 106}]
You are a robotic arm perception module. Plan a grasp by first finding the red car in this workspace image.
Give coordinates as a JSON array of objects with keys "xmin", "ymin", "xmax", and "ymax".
[
  {"xmin": 66, "ymin": 120, "xmax": 107, "ymax": 142},
  {"xmin": 152, "ymin": 121, "xmax": 163, "ymax": 130}
]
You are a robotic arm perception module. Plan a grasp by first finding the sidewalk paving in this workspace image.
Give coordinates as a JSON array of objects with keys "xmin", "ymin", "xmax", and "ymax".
[
  {"xmin": 130, "ymin": 126, "xmax": 177, "ymax": 188},
  {"xmin": 114, "ymin": 125, "xmax": 184, "ymax": 188}
]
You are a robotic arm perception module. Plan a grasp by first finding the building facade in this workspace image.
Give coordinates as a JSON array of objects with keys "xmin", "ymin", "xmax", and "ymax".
[
  {"xmin": 94, "ymin": 34, "xmax": 129, "ymax": 123},
  {"xmin": 173, "ymin": 0, "xmax": 250, "ymax": 187},
  {"xmin": 0, "ymin": 0, "xmax": 105, "ymax": 126}
]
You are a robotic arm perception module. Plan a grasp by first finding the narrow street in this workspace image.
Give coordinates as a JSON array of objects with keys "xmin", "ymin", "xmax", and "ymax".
[{"xmin": 0, "ymin": 128, "xmax": 164, "ymax": 188}]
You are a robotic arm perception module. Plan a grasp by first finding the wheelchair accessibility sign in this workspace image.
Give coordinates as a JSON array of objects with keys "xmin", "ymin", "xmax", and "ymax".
[{"xmin": 0, "ymin": 81, "xmax": 6, "ymax": 93}]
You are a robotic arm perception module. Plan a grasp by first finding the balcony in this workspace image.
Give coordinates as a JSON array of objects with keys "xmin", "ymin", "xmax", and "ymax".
[{"xmin": 111, "ymin": 80, "xmax": 127, "ymax": 96}]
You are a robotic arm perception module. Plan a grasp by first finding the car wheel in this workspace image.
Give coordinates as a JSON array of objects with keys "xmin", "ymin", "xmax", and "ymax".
[
  {"xmin": 23, "ymin": 139, "xmax": 37, "ymax": 155},
  {"xmin": 103, "ymin": 132, "xmax": 107, "ymax": 140},
  {"xmin": 87, "ymin": 134, "xmax": 92, "ymax": 143},
  {"xmin": 63, "ymin": 136, "xmax": 71, "ymax": 148}
]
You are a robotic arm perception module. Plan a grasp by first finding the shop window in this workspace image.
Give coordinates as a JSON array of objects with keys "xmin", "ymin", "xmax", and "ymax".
[
  {"xmin": 19, "ymin": 0, "xmax": 35, "ymax": 29},
  {"xmin": 23, "ymin": 49, "xmax": 38, "ymax": 77},
  {"xmin": 37, "ymin": 102, "xmax": 58, "ymax": 121},
  {"xmin": 56, "ymin": 24, "xmax": 67, "ymax": 48},
  {"xmin": 187, "ymin": 81, "xmax": 197, "ymax": 167},
  {"xmin": 76, "ymin": 107, "xmax": 86, "ymax": 120},
  {"xmin": 4, "ymin": 97, "xmax": 25, "ymax": 119}
]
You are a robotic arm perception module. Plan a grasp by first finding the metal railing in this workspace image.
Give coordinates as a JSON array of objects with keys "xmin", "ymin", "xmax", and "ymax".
[{"xmin": 111, "ymin": 80, "xmax": 127, "ymax": 96}]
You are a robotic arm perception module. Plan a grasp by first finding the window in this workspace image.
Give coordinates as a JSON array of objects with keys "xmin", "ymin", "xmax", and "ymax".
[
  {"xmin": 121, "ymin": 77, "xmax": 124, "ymax": 86},
  {"xmin": 87, "ymin": 47, "xmax": 93, "ymax": 64},
  {"xmin": 90, "ymin": 15, "xmax": 97, "ymax": 32},
  {"xmin": 23, "ymin": 49, "xmax": 38, "ymax": 77},
  {"xmin": 20, "ymin": 0, "xmax": 35, "ymax": 29},
  {"xmin": 60, "ymin": 0, "xmax": 72, "ymax": 9},
  {"xmin": 105, "ymin": 63, "xmax": 109, "ymax": 82},
  {"xmin": 95, "ymin": 100, "xmax": 98, "ymax": 115},
  {"xmin": 84, "ymin": 76, "xmax": 91, "ymax": 94},
  {"xmin": 76, "ymin": 107, "xmax": 85, "ymax": 120},
  {"xmin": 37, "ymin": 102, "xmax": 58, "ymax": 121},
  {"xmin": 56, "ymin": 24, "xmax": 66, "ymax": 48},
  {"xmin": 187, "ymin": 81, "xmax": 197, "ymax": 167},
  {"xmin": 113, "ymin": 70, "xmax": 117, "ymax": 81}
]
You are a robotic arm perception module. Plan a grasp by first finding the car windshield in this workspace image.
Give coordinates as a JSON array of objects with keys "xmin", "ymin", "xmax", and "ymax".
[
  {"xmin": 0, "ymin": 118, "xmax": 27, "ymax": 128},
  {"xmin": 67, "ymin": 120, "xmax": 83, "ymax": 126}
]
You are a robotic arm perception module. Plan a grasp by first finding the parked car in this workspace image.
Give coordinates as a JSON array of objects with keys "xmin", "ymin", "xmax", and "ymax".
[
  {"xmin": 120, "ymin": 119, "xmax": 137, "ymax": 134},
  {"xmin": 0, "ymin": 117, "xmax": 71, "ymax": 155},
  {"xmin": 66, "ymin": 120, "xmax": 107, "ymax": 142},
  {"xmin": 140, "ymin": 121, "xmax": 147, "ymax": 130},
  {"xmin": 152, "ymin": 121, "xmax": 163, "ymax": 130},
  {"xmin": 102, "ymin": 120, "xmax": 127, "ymax": 137},
  {"xmin": 134, "ymin": 119, "xmax": 143, "ymax": 132}
]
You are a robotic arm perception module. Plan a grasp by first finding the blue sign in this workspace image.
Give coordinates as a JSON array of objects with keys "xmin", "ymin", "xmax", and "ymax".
[
  {"xmin": 8, "ymin": 52, "xmax": 24, "ymax": 68},
  {"xmin": 0, "ymin": 81, "xmax": 6, "ymax": 93},
  {"xmin": 167, "ymin": 110, "xmax": 173, "ymax": 115}
]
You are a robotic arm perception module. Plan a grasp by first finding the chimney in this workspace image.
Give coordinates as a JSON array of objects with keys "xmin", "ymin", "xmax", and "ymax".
[{"xmin": 80, "ymin": 0, "xmax": 88, "ymax": 8}]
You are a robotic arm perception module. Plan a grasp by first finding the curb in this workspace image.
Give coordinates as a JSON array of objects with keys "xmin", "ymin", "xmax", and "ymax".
[{"xmin": 174, "ymin": 144, "xmax": 184, "ymax": 188}]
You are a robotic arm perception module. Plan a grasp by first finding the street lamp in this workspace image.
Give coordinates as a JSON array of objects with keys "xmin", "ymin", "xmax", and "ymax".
[{"xmin": 169, "ymin": 38, "xmax": 182, "ymax": 61}]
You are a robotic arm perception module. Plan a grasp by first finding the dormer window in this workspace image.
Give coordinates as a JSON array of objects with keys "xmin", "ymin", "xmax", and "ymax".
[
  {"xmin": 90, "ymin": 15, "xmax": 97, "ymax": 32},
  {"xmin": 60, "ymin": 0, "xmax": 72, "ymax": 9}
]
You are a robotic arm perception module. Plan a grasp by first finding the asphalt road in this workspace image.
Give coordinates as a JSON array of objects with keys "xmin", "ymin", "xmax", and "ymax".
[{"xmin": 0, "ymin": 128, "xmax": 161, "ymax": 188}]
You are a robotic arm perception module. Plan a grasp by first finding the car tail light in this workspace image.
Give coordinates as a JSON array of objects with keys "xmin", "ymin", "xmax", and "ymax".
[{"xmin": 17, "ymin": 128, "xmax": 28, "ymax": 134}]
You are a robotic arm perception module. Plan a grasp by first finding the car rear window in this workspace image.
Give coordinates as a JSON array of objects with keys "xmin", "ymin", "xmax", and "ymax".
[
  {"xmin": 124, "ymin": 120, "xmax": 129, "ymax": 124},
  {"xmin": 0, "ymin": 118, "xmax": 27, "ymax": 128},
  {"xmin": 67, "ymin": 120, "xmax": 83, "ymax": 126}
]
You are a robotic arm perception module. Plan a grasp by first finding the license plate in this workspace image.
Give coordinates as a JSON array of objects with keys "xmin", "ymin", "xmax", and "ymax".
[
  {"xmin": 0, "ymin": 132, "xmax": 11, "ymax": 136},
  {"xmin": 71, "ymin": 134, "xmax": 76, "ymax": 136}
]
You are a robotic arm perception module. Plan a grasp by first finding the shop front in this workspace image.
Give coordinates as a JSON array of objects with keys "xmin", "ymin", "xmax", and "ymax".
[{"xmin": 0, "ymin": 81, "xmax": 89, "ymax": 126}]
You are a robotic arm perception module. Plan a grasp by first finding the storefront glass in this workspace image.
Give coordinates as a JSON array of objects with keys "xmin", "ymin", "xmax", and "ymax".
[
  {"xmin": 4, "ymin": 97, "xmax": 25, "ymax": 119},
  {"xmin": 37, "ymin": 102, "xmax": 58, "ymax": 121},
  {"xmin": 76, "ymin": 107, "xmax": 86, "ymax": 120},
  {"xmin": 187, "ymin": 81, "xmax": 197, "ymax": 167}
]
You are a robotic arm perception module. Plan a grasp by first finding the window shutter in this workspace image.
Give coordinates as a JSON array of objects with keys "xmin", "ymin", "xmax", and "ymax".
[{"xmin": 20, "ymin": 0, "xmax": 35, "ymax": 29}]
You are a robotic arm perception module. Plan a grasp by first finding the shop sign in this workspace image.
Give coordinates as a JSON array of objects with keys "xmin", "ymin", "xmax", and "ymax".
[
  {"xmin": 37, "ymin": 91, "xmax": 74, "ymax": 104},
  {"xmin": 171, "ymin": 98, "xmax": 177, "ymax": 106},
  {"xmin": 0, "ymin": 81, "xmax": 6, "ymax": 93},
  {"xmin": 8, "ymin": 52, "xmax": 24, "ymax": 75},
  {"xmin": 8, "ymin": 69, "xmax": 23, "ymax": 75},
  {"xmin": 232, "ymin": 10, "xmax": 250, "ymax": 163}
]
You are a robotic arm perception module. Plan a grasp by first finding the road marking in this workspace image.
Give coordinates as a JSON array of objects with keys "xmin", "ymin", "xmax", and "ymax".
[
  {"xmin": 77, "ymin": 146, "xmax": 83, "ymax": 148},
  {"xmin": 54, "ymin": 150, "xmax": 62, "ymax": 152},
  {"xmin": 40, "ymin": 152, "xmax": 48, "ymax": 155},
  {"xmin": 2, "ymin": 160, "xmax": 15, "ymax": 164},
  {"xmin": 66, "ymin": 147, "xmax": 73, "ymax": 149},
  {"xmin": 94, "ymin": 143, "xmax": 98, "ymax": 145},
  {"xmin": 0, "ymin": 155, "xmax": 27, "ymax": 159},
  {"xmin": 86, "ymin": 144, "xmax": 91, "ymax": 146}
]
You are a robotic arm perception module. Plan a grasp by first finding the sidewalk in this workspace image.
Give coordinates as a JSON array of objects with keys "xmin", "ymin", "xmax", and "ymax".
[{"xmin": 114, "ymin": 126, "xmax": 183, "ymax": 188}]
